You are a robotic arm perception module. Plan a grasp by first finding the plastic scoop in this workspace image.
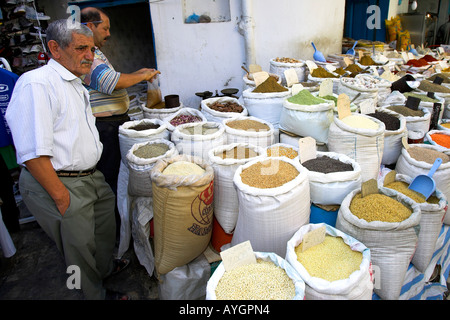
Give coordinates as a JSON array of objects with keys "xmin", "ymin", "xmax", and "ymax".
[
  {"xmin": 346, "ymin": 41, "xmax": 358, "ymax": 56},
  {"xmin": 408, "ymin": 158, "xmax": 442, "ymax": 200},
  {"xmin": 311, "ymin": 42, "xmax": 326, "ymax": 62}
]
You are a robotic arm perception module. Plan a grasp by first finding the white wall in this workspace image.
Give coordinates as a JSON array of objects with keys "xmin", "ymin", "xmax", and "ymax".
[{"xmin": 150, "ymin": 0, "xmax": 346, "ymax": 109}]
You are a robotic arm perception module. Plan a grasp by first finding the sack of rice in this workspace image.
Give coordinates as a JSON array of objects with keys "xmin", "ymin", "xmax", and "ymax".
[
  {"xmin": 395, "ymin": 144, "xmax": 450, "ymax": 225},
  {"xmin": 208, "ymin": 143, "xmax": 265, "ymax": 234},
  {"xmin": 206, "ymin": 250, "xmax": 305, "ymax": 300},
  {"xmin": 200, "ymin": 97, "xmax": 248, "ymax": 123},
  {"xmin": 223, "ymin": 116, "xmax": 275, "ymax": 148},
  {"xmin": 279, "ymin": 89, "xmax": 334, "ymax": 144},
  {"xmin": 231, "ymin": 157, "xmax": 310, "ymax": 257},
  {"xmin": 171, "ymin": 121, "xmax": 226, "ymax": 160},
  {"xmin": 285, "ymin": 223, "xmax": 373, "ymax": 300},
  {"xmin": 301, "ymin": 151, "xmax": 362, "ymax": 206},
  {"xmin": 118, "ymin": 118, "xmax": 169, "ymax": 166},
  {"xmin": 336, "ymin": 188, "xmax": 421, "ymax": 300},
  {"xmin": 327, "ymin": 114, "xmax": 385, "ymax": 181},
  {"xmin": 380, "ymin": 172, "xmax": 447, "ymax": 272},
  {"xmin": 269, "ymin": 57, "xmax": 307, "ymax": 85},
  {"xmin": 126, "ymin": 139, "xmax": 178, "ymax": 197},
  {"xmin": 150, "ymin": 154, "xmax": 214, "ymax": 275}
]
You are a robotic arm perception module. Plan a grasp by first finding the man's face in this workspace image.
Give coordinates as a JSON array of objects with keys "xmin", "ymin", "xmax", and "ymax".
[
  {"xmin": 92, "ymin": 14, "xmax": 110, "ymax": 48},
  {"xmin": 53, "ymin": 33, "xmax": 95, "ymax": 77}
]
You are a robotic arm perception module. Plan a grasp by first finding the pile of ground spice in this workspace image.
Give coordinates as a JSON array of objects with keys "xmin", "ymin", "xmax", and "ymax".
[
  {"xmin": 367, "ymin": 111, "xmax": 400, "ymax": 131},
  {"xmin": 302, "ymin": 156, "xmax": 354, "ymax": 173},
  {"xmin": 129, "ymin": 123, "xmax": 160, "ymax": 131},
  {"xmin": 311, "ymin": 67, "xmax": 339, "ymax": 78},
  {"xmin": 407, "ymin": 146, "xmax": 449, "ymax": 164},
  {"xmin": 427, "ymin": 73, "xmax": 450, "ymax": 84},
  {"xmin": 287, "ymin": 89, "xmax": 327, "ymax": 105},
  {"xmin": 387, "ymin": 105, "xmax": 425, "ymax": 117},
  {"xmin": 359, "ymin": 55, "xmax": 380, "ymax": 66},
  {"xmin": 429, "ymin": 133, "xmax": 450, "ymax": 148},
  {"xmin": 253, "ymin": 77, "xmax": 288, "ymax": 93},
  {"xmin": 418, "ymin": 80, "xmax": 450, "ymax": 93},
  {"xmin": 406, "ymin": 58, "xmax": 428, "ymax": 67}
]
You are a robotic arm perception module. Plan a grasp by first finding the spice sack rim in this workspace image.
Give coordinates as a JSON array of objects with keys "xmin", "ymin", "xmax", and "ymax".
[
  {"xmin": 205, "ymin": 250, "xmax": 306, "ymax": 300},
  {"xmin": 150, "ymin": 154, "xmax": 214, "ymax": 189},
  {"xmin": 125, "ymin": 138, "xmax": 176, "ymax": 166},
  {"xmin": 400, "ymin": 143, "xmax": 450, "ymax": 169},
  {"xmin": 242, "ymin": 86, "xmax": 292, "ymax": 99},
  {"xmin": 171, "ymin": 121, "xmax": 226, "ymax": 142},
  {"xmin": 269, "ymin": 57, "xmax": 306, "ymax": 67},
  {"xmin": 118, "ymin": 118, "xmax": 168, "ymax": 136},
  {"xmin": 369, "ymin": 108, "xmax": 407, "ymax": 135},
  {"xmin": 331, "ymin": 113, "xmax": 386, "ymax": 136},
  {"xmin": 283, "ymin": 93, "xmax": 335, "ymax": 112},
  {"xmin": 382, "ymin": 104, "xmax": 432, "ymax": 121},
  {"xmin": 223, "ymin": 116, "xmax": 275, "ymax": 137},
  {"xmin": 233, "ymin": 156, "xmax": 309, "ymax": 197},
  {"xmin": 337, "ymin": 188, "xmax": 422, "ymax": 231},
  {"xmin": 285, "ymin": 223, "xmax": 371, "ymax": 292},
  {"xmin": 208, "ymin": 142, "xmax": 266, "ymax": 166},
  {"xmin": 425, "ymin": 129, "xmax": 450, "ymax": 150},
  {"xmin": 200, "ymin": 96, "xmax": 248, "ymax": 118}
]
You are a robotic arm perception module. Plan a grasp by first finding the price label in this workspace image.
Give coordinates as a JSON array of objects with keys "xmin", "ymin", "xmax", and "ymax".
[
  {"xmin": 253, "ymin": 71, "xmax": 270, "ymax": 87},
  {"xmin": 284, "ymin": 68, "xmax": 299, "ymax": 87},
  {"xmin": 298, "ymin": 136, "xmax": 316, "ymax": 164},
  {"xmin": 343, "ymin": 57, "xmax": 352, "ymax": 67},
  {"xmin": 383, "ymin": 170, "xmax": 397, "ymax": 187},
  {"xmin": 359, "ymin": 99, "xmax": 375, "ymax": 114},
  {"xmin": 291, "ymin": 83, "xmax": 304, "ymax": 95},
  {"xmin": 337, "ymin": 93, "xmax": 351, "ymax": 120},
  {"xmin": 299, "ymin": 225, "xmax": 326, "ymax": 252},
  {"xmin": 401, "ymin": 52, "xmax": 410, "ymax": 63},
  {"xmin": 220, "ymin": 241, "xmax": 256, "ymax": 272},
  {"xmin": 305, "ymin": 60, "xmax": 318, "ymax": 73},
  {"xmin": 361, "ymin": 179, "xmax": 379, "ymax": 198},
  {"xmin": 319, "ymin": 79, "xmax": 333, "ymax": 98}
]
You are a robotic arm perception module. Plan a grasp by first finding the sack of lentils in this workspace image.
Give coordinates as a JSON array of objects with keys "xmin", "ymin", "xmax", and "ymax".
[
  {"xmin": 208, "ymin": 143, "xmax": 265, "ymax": 234},
  {"xmin": 171, "ymin": 121, "xmax": 226, "ymax": 160},
  {"xmin": 279, "ymin": 89, "xmax": 334, "ymax": 144},
  {"xmin": 437, "ymin": 119, "xmax": 450, "ymax": 132},
  {"xmin": 201, "ymin": 97, "xmax": 248, "ymax": 123},
  {"xmin": 425, "ymin": 130, "xmax": 450, "ymax": 153},
  {"xmin": 383, "ymin": 105, "xmax": 431, "ymax": 141},
  {"xmin": 285, "ymin": 223, "xmax": 373, "ymax": 300},
  {"xmin": 269, "ymin": 57, "xmax": 307, "ymax": 85},
  {"xmin": 206, "ymin": 251, "xmax": 305, "ymax": 300},
  {"xmin": 126, "ymin": 139, "xmax": 178, "ymax": 197},
  {"xmin": 163, "ymin": 107, "xmax": 206, "ymax": 132},
  {"xmin": 223, "ymin": 116, "xmax": 275, "ymax": 148},
  {"xmin": 301, "ymin": 151, "xmax": 362, "ymax": 206},
  {"xmin": 242, "ymin": 78, "xmax": 291, "ymax": 129},
  {"xmin": 118, "ymin": 119, "xmax": 169, "ymax": 167},
  {"xmin": 380, "ymin": 173, "xmax": 448, "ymax": 273},
  {"xmin": 150, "ymin": 154, "xmax": 214, "ymax": 275},
  {"xmin": 336, "ymin": 188, "xmax": 421, "ymax": 300},
  {"xmin": 395, "ymin": 144, "xmax": 450, "ymax": 225},
  {"xmin": 366, "ymin": 109, "xmax": 407, "ymax": 165},
  {"xmin": 231, "ymin": 157, "xmax": 310, "ymax": 257},
  {"xmin": 327, "ymin": 114, "xmax": 385, "ymax": 182}
]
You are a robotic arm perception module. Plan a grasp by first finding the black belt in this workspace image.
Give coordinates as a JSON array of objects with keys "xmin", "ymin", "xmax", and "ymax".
[
  {"xmin": 95, "ymin": 112, "xmax": 129, "ymax": 122},
  {"xmin": 56, "ymin": 168, "xmax": 96, "ymax": 177}
]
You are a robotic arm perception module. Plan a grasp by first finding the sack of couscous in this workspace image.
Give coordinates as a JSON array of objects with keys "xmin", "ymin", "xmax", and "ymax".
[
  {"xmin": 380, "ymin": 173, "xmax": 447, "ymax": 273},
  {"xmin": 206, "ymin": 251, "xmax": 305, "ymax": 300},
  {"xmin": 285, "ymin": 223, "xmax": 373, "ymax": 300},
  {"xmin": 150, "ymin": 154, "xmax": 214, "ymax": 275},
  {"xmin": 336, "ymin": 188, "xmax": 421, "ymax": 300}
]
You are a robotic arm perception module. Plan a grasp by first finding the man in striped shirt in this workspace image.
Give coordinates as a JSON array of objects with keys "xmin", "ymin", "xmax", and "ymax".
[
  {"xmin": 80, "ymin": 7, "xmax": 159, "ymax": 238},
  {"xmin": 6, "ymin": 19, "xmax": 128, "ymax": 300}
]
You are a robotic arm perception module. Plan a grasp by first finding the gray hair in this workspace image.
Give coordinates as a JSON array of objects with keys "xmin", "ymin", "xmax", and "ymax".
[{"xmin": 46, "ymin": 19, "xmax": 93, "ymax": 49}]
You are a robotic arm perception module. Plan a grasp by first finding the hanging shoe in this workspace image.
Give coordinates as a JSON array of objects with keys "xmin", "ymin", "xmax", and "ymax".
[
  {"xmin": 13, "ymin": 5, "xmax": 26, "ymax": 16},
  {"xmin": 19, "ymin": 16, "xmax": 33, "ymax": 28},
  {"xmin": 25, "ymin": 5, "xmax": 50, "ymax": 21}
]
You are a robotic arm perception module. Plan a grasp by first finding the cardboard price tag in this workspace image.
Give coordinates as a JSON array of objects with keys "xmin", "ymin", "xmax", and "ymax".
[
  {"xmin": 401, "ymin": 52, "xmax": 410, "ymax": 63},
  {"xmin": 305, "ymin": 60, "xmax": 318, "ymax": 73},
  {"xmin": 402, "ymin": 135, "xmax": 410, "ymax": 150},
  {"xmin": 319, "ymin": 79, "xmax": 333, "ymax": 98},
  {"xmin": 220, "ymin": 240, "xmax": 257, "ymax": 272},
  {"xmin": 337, "ymin": 93, "xmax": 351, "ymax": 120},
  {"xmin": 253, "ymin": 71, "xmax": 270, "ymax": 87},
  {"xmin": 298, "ymin": 136, "xmax": 316, "ymax": 163},
  {"xmin": 291, "ymin": 83, "xmax": 304, "ymax": 96},
  {"xmin": 284, "ymin": 68, "xmax": 299, "ymax": 87},
  {"xmin": 359, "ymin": 99, "xmax": 375, "ymax": 114},
  {"xmin": 343, "ymin": 57, "xmax": 352, "ymax": 67},
  {"xmin": 299, "ymin": 225, "xmax": 326, "ymax": 252},
  {"xmin": 383, "ymin": 170, "xmax": 397, "ymax": 187},
  {"xmin": 361, "ymin": 179, "xmax": 379, "ymax": 198}
]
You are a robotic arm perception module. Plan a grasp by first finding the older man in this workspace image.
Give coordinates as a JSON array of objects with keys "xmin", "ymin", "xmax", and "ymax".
[
  {"xmin": 80, "ymin": 7, "xmax": 159, "ymax": 238},
  {"xmin": 5, "ymin": 19, "xmax": 128, "ymax": 300}
]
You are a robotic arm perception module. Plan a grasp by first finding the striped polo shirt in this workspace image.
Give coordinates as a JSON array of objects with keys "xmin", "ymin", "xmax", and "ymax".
[{"xmin": 82, "ymin": 48, "xmax": 129, "ymax": 117}]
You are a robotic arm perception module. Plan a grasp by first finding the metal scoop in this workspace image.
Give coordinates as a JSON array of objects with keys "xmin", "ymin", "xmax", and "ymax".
[
  {"xmin": 346, "ymin": 41, "xmax": 358, "ymax": 56},
  {"xmin": 311, "ymin": 42, "xmax": 326, "ymax": 62},
  {"xmin": 408, "ymin": 158, "xmax": 442, "ymax": 200}
]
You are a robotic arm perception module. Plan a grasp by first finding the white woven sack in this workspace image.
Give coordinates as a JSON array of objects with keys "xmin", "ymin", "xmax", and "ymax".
[
  {"xmin": 395, "ymin": 144, "xmax": 450, "ymax": 224},
  {"xmin": 118, "ymin": 118, "xmax": 169, "ymax": 166},
  {"xmin": 142, "ymin": 103, "xmax": 183, "ymax": 121},
  {"xmin": 437, "ymin": 119, "xmax": 450, "ymax": 132},
  {"xmin": 223, "ymin": 116, "xmax": 275, "ymax": 148},
  {"xmin": 304, "ymin": 151, "xmax": 362, "ymax": 206},
  {"xmin": 208, "ymin": 143, "xmax": 266, "ymax": 234},
  {"xmin": 279, "ymin": 96, "xmax": 334, "ymax": 144},
  {"xmin": 307, "ymin": 74, "xmax": 340, "ymax": 93},
  {"xmin": 171, "ymin": 121, "xmax": 226, "ymax": 161},
  {"xmin": 380, "ymin": 173, "xmax": 447, "ymax": 273},
  {"xmin": 376, "ymin": 109, "xmax": 407, "ymax": 165},
  {"xmin": 374, "ymin": 76, "xmax": 393, "ymax": 107},
  {"xmin": 126, "ymin": 139, "xmax": 178, "ymax": 197},
  {"xmin": 285, "ymin": 223, "xmax": 373, "ymax": 300},
  {"xmin": 408, "ymin": 90, "xmax": 446, "ymax": 119},
  {"xmin": 200, "ymin": 97, "xmax": 248, "ymax": 123},
  {"xmin": 425, "ymin": 130, "xmax": 450, "ymax": 153},
  {"xmin": 231, "ymin": 157, "xmax": 310, "ymax": 257},
  {"xmin": 337, "ymin": 76, "xmax": 378, "ymax": 109},
  {"xmin": 206, "ymin": 251, "xmax": 306, "ymax": 300},
  {"xmin": 380, "ymin": 105, "xmax": 431, "ymax": 139},
  {"xmin": 163, "ymin": 107, "xmax": 207, "ymax": 132},
  {"xmin": 243, "ymin": 72, "xmax": 281, "ymax": 91},
  {"xmin": 444, "ymin": 104, "xmax": 450, "ymax": 119},
  {"xmin": 269, "ymin": 58, "xmax": 306, "ymax": 84},
  {"xmin": 327, "ymin": 114, "xmax": 385, "ymax": 182},
  {"xmin": 335, "ymin": 188, "xmax": 421, "ymax": 300},
  {"xmin": 242, "ymin": 87, "xmax": 291, "ymax": 129}
]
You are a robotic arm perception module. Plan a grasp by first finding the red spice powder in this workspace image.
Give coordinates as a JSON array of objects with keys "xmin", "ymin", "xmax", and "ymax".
[
  {"xmin": 406, "ymin": 58, "xmax": 428, "ymax": 67},
  {"xmin": 430, "ymin": 133, "xmax": 450, "ymax": 148},
  {"xmin": 422, "ymin": 55, "xmax": 438, "ymax": 62}
]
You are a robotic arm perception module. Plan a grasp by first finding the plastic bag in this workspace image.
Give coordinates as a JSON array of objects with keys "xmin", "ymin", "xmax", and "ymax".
[{"xmin": 146, "ymin": 78, "xmax": 162, "ymax": 108}]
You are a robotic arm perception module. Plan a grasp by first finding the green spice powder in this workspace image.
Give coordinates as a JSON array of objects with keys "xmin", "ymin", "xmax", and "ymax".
[{"xmin": 288, "ymin": 90, "xmax": 327, "ymax": 105}]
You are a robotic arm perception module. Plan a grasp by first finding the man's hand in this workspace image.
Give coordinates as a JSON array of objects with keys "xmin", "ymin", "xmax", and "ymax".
[
  {"xmin": 135, "ymin": 68, "xmax": 161, "ymax": 82},
  {"xmin": 115, "ymin": 68, "xmax": 161, "ymax": 89}
]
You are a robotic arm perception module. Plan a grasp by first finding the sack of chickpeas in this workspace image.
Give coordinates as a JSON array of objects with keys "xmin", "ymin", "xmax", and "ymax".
[
  {"xmin": 150, "ymin": 154, "xmax": 214, "ymax": 275},
  {"xmin": 285, "ymin": 223, "xmax": 373, "ymax": 300},
  {"xmin": 231, "ymin": 157, "xmax": 310, "ymax": 258},
  {"xmin": 335, "ymin": 188, "xmax": 421, "ymax": 300},
  {"xmin": 207, "ymin": 143, "xmax": 265, "ymax": 234},
  {"xmin": 206, "ymin": 251, "xmax": 305, "ymax": 300},
  {"xmin": 380, "ymin": 173, "xmax": 448, "ymax": 273}
]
